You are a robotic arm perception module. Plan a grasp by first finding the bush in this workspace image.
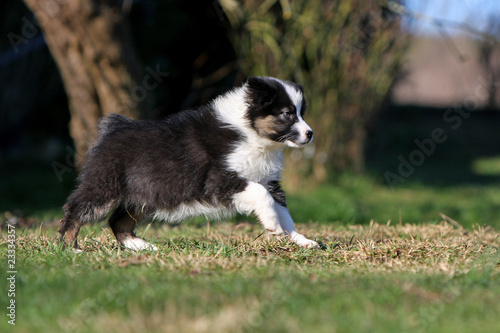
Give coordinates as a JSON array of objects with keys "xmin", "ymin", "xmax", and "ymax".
[{"xmin": 220, "ymin": 0, "xmax": 409, "ymax": 186}]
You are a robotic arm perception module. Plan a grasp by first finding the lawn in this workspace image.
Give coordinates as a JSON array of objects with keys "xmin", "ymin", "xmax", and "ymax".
[
  {"xmin": 1, "ymin": 157, "xmax": 500, "ymax": 332},
  {"xmin": 287, "ymin": 173, "xmax": 500, "ymax": 230},
  {"xmin": 1, "ymin": 219, "xmax": 499, "ymax": 333},
  {"xmin": 3, "ymin": 158, "xmax": 500, "ymax": 230}
]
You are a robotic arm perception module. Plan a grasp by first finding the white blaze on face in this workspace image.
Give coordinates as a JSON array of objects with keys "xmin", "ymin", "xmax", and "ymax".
[{"xmin": 282, "ymin": 82, "xmax": 313, "ymax": 147}]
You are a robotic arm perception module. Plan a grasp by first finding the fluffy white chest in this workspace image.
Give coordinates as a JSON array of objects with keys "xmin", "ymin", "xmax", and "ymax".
[{"xmin": 226, "ymin": 144, "xmax": 284, "ymax": 183}]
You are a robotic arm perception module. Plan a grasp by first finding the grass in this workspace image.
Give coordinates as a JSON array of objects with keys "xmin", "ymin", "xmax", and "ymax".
[
  {"xmin": 1, "ymin": 220, "xmax": 499, "ymax": 333},
  {"xmin": 287, "ymin": 173, "xmax": 500, "ymax": 230},
  {"xmin": 2, "ymin": 156, "xmax": 500, "ymax": 332},
  {"xmin": 3, "ymin": 158, "xmax": 500, "ymax": 231}
]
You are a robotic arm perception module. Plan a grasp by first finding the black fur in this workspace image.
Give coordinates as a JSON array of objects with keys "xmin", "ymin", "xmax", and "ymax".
[
  {"xmin": 60, "ymin": 108, "xmax": 249, "ymax": 247},
  {"xmin": 246, "ymin": 77, "xmax": 307, "ymax": 144},
  {"xmin": 59, "ymin": 76, "xmax": 312, "ymax": 250},
  {"xmin": 267, "ymin": 181, "xmax": 287, "ymax": 208},
  {"xmin": 63, "ymin": 109, "xmax": 247, "ymax": 220}
]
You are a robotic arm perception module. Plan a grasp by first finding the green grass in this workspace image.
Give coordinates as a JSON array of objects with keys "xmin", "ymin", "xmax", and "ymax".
[
  {"xmin": 3, "ymin": 158, "xmax": 500, "ymax": 231},
  {"xmin": 1, "ymin": 221, "xmax": 499, "ymax": 333},
  {"xmin": 2, "ymin": 159, "xmax": 500, "ymax": 332},
  {"xmin": 287, "ymin": 174, "xmax": 500, "ymax": 230}
]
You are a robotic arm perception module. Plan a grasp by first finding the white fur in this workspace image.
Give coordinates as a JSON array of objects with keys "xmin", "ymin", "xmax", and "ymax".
[
  {"xmin": 293, "ymin": 103, "xmax": 313, "ymax": 146},
  {"xmin": 211, "ymin": 77, "xmax": 316, "ymax": 247},
  {"xmin": 212, "ymin": 82, "xmax": 285, "ymax": 183},
  {"xmin": 275, "ymin": 204, "xmax": 319, "ymax": 248},
  {"xmin": 226, "ymin": 144, "xmax": 284, "ymax": 183},
  {"xmin": 286, "ymin": 120, "xmax": 313, "ymax": 148},
  {"xmin": 153, "ymin": 201, "xmax": 232, "ymax": 223},
  {"xmin": 211, "ymin": 86, "xmax": 250, "ymax": 136},
  {"xmin": 285, "ymin": 81, "xmax": 313, "ymax": 147},
  {"xmin": 281, "ymin": 81, "xmax": 304, "ymax": 110},
  {"xmin": 290, "ymin": 233, "xmax": 320, "ymax": 248},
  {"xmin": 270, "ymin": 79, "xmax": 313, "ymax": 148},
  {"xmin": 122, "ymin": 237, "xmax": 158, "ymax": 251},
  {"xmin": 233, "ymin": 182, "xmax": 283, "ymax": 234}
]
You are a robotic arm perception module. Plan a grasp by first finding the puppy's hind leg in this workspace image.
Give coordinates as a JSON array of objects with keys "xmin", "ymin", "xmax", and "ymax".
[
  {"xmin": 59, "ymin": 216, "xmax": 83, "ymax": 252},
  {"xmin": 59, "ymin": 199, "xmax": 114, "ymax": 252},
  {"xmin": 109, "ymin": 206, "xmax": 158, "ymax": 251}
]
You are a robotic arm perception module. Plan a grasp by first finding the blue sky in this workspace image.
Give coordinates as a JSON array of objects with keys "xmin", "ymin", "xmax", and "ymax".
[{"xmin": 403, "ymin": 0, "xmax": 500, "ymax": 36}]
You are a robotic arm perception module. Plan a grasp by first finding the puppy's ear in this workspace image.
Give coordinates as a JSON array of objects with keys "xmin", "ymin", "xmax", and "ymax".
[{"xmin": 246, "ymin": 76, "xmax": 278, "ymax": 107}]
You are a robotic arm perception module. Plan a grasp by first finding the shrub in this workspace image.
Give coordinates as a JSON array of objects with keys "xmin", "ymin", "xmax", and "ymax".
[{"xmin": 220, "ymin": 0, "xmax": 409, "ymax": 186}]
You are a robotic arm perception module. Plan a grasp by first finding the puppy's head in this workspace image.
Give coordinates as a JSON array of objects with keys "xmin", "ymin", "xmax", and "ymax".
[{"xmin": 245, "ymin": 76, "xmax": 313, "ymax": 148}]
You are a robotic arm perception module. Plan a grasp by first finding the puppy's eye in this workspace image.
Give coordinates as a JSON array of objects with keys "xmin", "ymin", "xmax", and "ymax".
[{"xmin": 282, "ymin": 110, "xmax": 293, "ymax": 118}]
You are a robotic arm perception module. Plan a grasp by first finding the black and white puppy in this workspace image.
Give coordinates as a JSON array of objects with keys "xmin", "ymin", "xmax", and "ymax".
[{"xmin": 60, "ymin": 76, "xmax": 319, "ymax": 250}]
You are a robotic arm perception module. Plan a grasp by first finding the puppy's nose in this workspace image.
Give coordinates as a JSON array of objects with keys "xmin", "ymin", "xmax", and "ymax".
[{"xmin": 305, "ymin": 130, "xmax": 313, "ymax": 140}]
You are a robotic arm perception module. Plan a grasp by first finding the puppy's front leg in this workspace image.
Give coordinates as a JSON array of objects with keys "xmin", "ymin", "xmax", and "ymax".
[
  {"xmin": 233, "ymin": 182, "xmax": 284, "ymax": 235},
  {"xmin": 266, "ymin": 180, "xmax": 319, "ymax": 248},
  {"xmin": 275, "ymin": 204, "xmax": 319, "ymax": 249}
]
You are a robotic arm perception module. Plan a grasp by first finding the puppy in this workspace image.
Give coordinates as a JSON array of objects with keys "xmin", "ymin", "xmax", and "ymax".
[{"xmin": 60, "ymin": 76, "xmax": 319, "ymax": 250}]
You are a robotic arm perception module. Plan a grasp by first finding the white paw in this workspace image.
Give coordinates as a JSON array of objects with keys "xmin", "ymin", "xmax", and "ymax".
[
  {"xmin": 290, "ymin": 233, "xmax": 320, "ymax": 249},
  {"xmin": 121, "ymin": 237, "xmax": 158, "ymax": 251}
]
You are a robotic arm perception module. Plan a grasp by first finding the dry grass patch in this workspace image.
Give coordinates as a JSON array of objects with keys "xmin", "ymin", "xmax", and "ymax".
[
  {"xmin": 2, "ymin": 220, "xmax": 499, "ymax": 333},
  {"xmin": 8, "ymin": 220, "xmax": 499, "ymax": 275}
]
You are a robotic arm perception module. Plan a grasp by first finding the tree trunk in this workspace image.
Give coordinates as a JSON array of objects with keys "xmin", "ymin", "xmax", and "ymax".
[{"xmin": 23, "ymin": 0, "xmax": 149, "ymax": 167}]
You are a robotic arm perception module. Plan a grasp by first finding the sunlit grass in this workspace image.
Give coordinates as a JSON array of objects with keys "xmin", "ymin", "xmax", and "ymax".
[
  {"xmin": 287, "ymin": 174, "xmax": 500, "ymax": 229},
  {"xmin": 1, "ymin": 221, "xmax": 498, "ymax": 333}
]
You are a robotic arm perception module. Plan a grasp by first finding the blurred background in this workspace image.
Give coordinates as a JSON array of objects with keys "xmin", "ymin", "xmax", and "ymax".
[{"xmin": 1, "ymin": 0, "xmax": 500, "ymax": 229}]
